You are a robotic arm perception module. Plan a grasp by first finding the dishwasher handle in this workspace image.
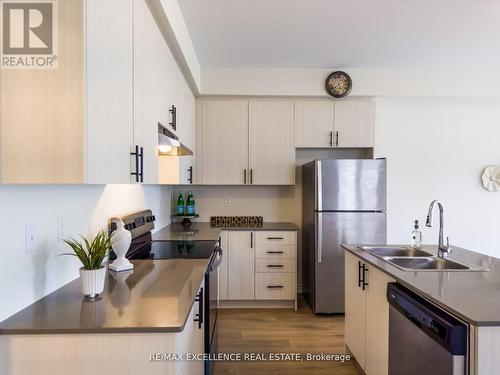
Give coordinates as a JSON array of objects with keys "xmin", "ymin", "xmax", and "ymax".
[{"xmin": 387, "ymin": 282, "xmax": 467, "ymax": 356}]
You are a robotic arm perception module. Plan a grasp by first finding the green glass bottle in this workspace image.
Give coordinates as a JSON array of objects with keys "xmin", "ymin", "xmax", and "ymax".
[
  {"xmin": 176, "ymin": 192, "xmax": 185, "ymax": 215},
  {"xmin": 186, "ymin": 191, "xmax": 195, "ymax": 216}
]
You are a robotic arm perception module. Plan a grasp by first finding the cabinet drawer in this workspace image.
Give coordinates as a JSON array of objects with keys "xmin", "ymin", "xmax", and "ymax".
[
  {"xmin": 256, "ymin": 258, "xmax": 296, "ymax": 273},
  {"xmin": 255, "ymin": 273, "xmax": 296, "ymax": 300},
  {"xmin": 255, "ymin": 245, "xmax": 296, "ymax": 259},
  {"xmin": 255, "ymin": 231, "xmax": 296, "ymax": 246}
]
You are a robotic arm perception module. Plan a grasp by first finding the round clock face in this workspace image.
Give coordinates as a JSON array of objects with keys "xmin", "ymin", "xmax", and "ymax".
[{"xmin": 325, "ymin": 71, "xmax": 352, "ymax": 98}]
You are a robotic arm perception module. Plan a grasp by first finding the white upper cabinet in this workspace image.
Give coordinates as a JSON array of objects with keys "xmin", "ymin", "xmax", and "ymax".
[
  {"xmin": 198, "ymin": 99, "xmax": 295, "ymax": 185},
  {"xmin": 85, "ymin": 0, "xmax": 134, "ymax": 184},
  {"xmin": 294, "ymin": 100, "xmax": 335, "ymax": 148},
  {"xmin": 201, "ymin": 100, "xmax": 249, "ymax": 185},
  {"xmin": 134, "ymin": 0, "xmax": 176, "ymax": 184},
  {"xmin": 334, "ymin": 100, "xmax": 375, "ymax": 148},
  {"xmin": 86, "ymin": 0, "xmax": 196, "ymax": 185},
  {"xmin": 294, "ymin": 99, "xmax": 375, "ymax": 149},
  {"xmin": 249, "ymin": 100, "xmax": 295, "ymax": 185}
]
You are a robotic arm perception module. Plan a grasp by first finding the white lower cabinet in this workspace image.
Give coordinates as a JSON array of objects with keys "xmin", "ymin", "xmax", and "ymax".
[
  {"xmin": 219, "ymin": 230, "xmax": 297, "ymax": 308},
  {"xmin": 345, "ymin": 251, "xmax": 395, "ymax": 375},
  {"xmin": 227, "ymin": 231, "xmax": 255, "ymax": 300},
  {"xmin": 255, "ymin": 273, "xmax": 296, "ymax": 300},
  {"xmin": 175, "ymin": 283, "xmax": 204, "ymax": 375}
]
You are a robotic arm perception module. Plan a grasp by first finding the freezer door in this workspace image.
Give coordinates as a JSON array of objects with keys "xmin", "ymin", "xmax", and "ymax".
[
  {"xmin": 317, "ymin": 159, "xmax": 386, "ymax": 212},
  {"xmin": 314, "ymin": 212, "xmax": 387, "ymax": 313}
]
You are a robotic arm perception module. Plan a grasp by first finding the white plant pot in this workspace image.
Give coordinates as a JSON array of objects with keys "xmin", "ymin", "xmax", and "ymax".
[{"xmin": 80, "ymin": 267, "xmax": 107, "ymax": 298}]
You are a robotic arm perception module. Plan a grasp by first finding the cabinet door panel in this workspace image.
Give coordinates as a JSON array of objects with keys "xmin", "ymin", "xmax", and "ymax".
[
  {"xmin": 175, "ymin": 283, "xmax": 204, "ymax": 375},
  {"xmin": 334, "ymin": 100, "xmax": 375, "ymax": 148},
  {"xmin": 295, "ymin": 100, "xmax": 334, "ymax": 148},
  {"xmin": 228, "ymin": 231, "xmax": 255, "ymax": 300},
  {"xmin": 134, "ymin": 0, "xmax": 177, "ymax": 184},
  {"xmin": 202, "ymin": 100, "xmax": 249, "ymax": 185},
  {"xmin": 344, "ymin": 252, "xmax": 366, "ymax": 369},
  {"xmin": 255, "ymin": 273, "xmax": 296, "ymax": 300},
  {"xmin": 365, "ymin": 266, "xmax": 395, "ymax": 375},
  {"xmin": 0, "ymin": 0, "xmax": 84, "ymax": 183},
  {"xmin": 249, "ymin": 100, "xmax": 295, "ymax": 185},
  {"xmin": 86, "ymin": 0, "xmax": 133, "ymax": 184}
]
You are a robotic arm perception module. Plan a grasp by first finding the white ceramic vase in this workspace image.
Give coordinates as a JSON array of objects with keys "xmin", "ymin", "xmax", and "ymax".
[
  {"xmin": 109, "ymin": 218, "xmax": 134, "ymax": 272},
  {"xmin": 80, "ymin": 267, "xmax": 107, "ymax": 298}
]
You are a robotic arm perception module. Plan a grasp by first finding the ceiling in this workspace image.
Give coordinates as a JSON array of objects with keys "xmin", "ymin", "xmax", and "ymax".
[{"xmin": 178, "ymin": 0, "xmax": 500, "ymax": 69}]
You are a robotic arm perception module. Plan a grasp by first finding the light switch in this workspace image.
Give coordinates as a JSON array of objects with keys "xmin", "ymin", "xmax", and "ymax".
[{"xmin": 58, "ymin": 217, "xmax": 66, "ymax": 243}]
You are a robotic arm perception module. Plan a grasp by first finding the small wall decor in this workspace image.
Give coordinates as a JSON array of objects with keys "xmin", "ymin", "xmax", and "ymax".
[
  {"xmin": 210, "ymin": 216, "xmax": 264, "ymax": 228},
  {"xmin": 481, "ymin": 165, "xmax": 500, "ymax": 192},
  {"xmin": 325, "ymin": 71, "xmax": 352, "ymax": 98}
]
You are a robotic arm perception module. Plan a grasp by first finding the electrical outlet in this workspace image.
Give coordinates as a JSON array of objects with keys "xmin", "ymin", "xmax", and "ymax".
[
  {"xmin": 25, "ymin": 223, "xmax": 38, "ymax": 254},
  {"xmin": 58, "ymin": 217, "xmax": 66, "ymax": 243},
  {"xmin": 224, "ymin": 197, "xmax": 231, "ymax": 207}
]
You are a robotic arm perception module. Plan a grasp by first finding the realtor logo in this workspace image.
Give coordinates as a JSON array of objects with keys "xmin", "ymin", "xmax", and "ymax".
[{"xmin": 1, "ymin": 0, "xmax": 58, "ymax": 69}]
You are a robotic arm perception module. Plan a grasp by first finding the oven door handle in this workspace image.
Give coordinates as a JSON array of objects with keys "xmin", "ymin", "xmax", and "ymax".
[
  {"xmin": 194, "ymin": 287, "xmax": 203, "ymax": 329},
  {"xmin": 210, "ymin": 247, "xmax": 223, "ymax": 271}
]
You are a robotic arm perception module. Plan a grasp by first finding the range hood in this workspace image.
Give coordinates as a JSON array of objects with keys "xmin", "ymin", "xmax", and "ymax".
[{"xmin": 158, "ymin": 123, "xmax": 193, "ymax": 156}]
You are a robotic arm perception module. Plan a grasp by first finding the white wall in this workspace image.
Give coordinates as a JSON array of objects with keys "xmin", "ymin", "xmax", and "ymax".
[
  {"xmin": 374, "ymin": 98, "xmax": 500, "ymax": 257},
  {"xmin": 201, "ymin": 67, "xmax": 500, "ymax": 98},
  {"xmin": 0, "ymin": 184, "xmax": 172, "ymax": 322}
]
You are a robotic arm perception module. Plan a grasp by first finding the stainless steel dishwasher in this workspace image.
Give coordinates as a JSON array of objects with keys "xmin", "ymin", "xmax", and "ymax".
[{"xmin": 387, "ymin": 283, "xmax": 468, "ymax": 375}]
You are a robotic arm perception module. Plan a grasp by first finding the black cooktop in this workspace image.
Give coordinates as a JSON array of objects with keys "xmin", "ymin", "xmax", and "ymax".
[{"xmin": 116, "ymin": 232, "xmax": 217, "ymax": 260}]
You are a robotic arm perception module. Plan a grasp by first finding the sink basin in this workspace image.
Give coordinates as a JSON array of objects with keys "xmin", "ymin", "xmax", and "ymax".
[
  {"xmin": 385, "ymin": 257, "xmax": 470, "ymax": 271},
  {"xmin": 361, "ymin": 246, "xmax": 433, "ymax": 258},
  {"xmin": 358, "ymin": 245, "xmax": 487, "ymax": 272}
]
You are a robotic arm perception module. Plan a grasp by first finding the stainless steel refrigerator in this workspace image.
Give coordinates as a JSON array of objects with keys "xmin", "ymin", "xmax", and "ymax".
[{"xmin": 302, "ymin": 159, "xmax": 387, "ymax": 314}]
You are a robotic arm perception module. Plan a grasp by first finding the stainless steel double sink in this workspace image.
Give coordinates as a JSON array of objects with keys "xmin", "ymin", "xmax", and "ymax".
[{"xmin": 359, "ymin": 246, "xmax": 485, "ymax": 272}]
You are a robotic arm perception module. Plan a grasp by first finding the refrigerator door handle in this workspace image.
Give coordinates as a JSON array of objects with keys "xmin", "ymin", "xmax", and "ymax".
[
  {"xmin": 316, "ymin": 213, "xmax": 323, "ymax": 263},
  {"xmin": 316, "ymin": 160, "xmax": 322, "ymax": 211}
]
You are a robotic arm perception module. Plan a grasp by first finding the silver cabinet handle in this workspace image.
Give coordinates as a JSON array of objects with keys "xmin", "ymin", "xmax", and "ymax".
[
  {"xmin": 316, "ymin": 161, "xmax": 322, "ymax": 211},
  {"xmin": 335, "ymin": 131, "xmax": 339, "ymax": 147},
  {"xmin": 267, "ymin": 285, "xmax": 284, "ymax": 289},
  {"xmin": 266, "ymin": 237, "xmax": 284, "ymax": 240},
  {"xmin": 267, "ymin": 264, "xmax": 284, "ymax": 268},
  {"xmin": 267, "ymin": 251, "xmax": 284, "ymax": 254},
  {"xmin": 317, "ymin": 213, "xmax": 323, "ymax": 263}
]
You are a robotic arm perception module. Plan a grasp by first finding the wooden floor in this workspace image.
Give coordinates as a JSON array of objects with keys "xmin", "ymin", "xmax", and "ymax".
[{"xmin": 214, "ymin": 297, "xmax": 359, "ymax": 375}]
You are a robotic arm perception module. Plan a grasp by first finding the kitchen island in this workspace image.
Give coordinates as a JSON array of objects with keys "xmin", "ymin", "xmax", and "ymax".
[
  {"xmin": 0, "ymin": 259, "xmax": 208, "ymax": 375},
  {"xmin": 0, "ymin": 220, "xmax": 299, "ymax": 375},
  {"xmin": 343, "ymin": 244, "xmax": 500, "ymax": 375}
]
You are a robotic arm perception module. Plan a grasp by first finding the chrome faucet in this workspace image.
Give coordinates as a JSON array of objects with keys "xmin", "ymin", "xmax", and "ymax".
[{"xmin": 426, "ymin": 200, "xmax": 451, "ymax": 259}]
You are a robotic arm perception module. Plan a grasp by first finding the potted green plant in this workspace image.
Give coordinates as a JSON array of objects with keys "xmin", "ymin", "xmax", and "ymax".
[{"xmin": 63, "ymin": 230, "xmax": 114, "ymax": 298}]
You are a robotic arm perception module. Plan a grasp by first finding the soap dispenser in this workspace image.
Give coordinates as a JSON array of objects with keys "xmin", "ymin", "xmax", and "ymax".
[{"xmin": 410, "ymin": 220, "xmax": 422, "ymax": 249}]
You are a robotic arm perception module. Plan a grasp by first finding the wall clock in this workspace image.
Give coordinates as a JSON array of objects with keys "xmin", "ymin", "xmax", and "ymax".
[{"xmin": 325, "ymin": 71, "xmax": 352, "ymax": 98}]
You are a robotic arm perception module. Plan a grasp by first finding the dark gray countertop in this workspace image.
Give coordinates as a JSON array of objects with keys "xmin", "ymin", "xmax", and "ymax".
[
  {"xmin": 0, "ymin": 259, "xmax": 209, "ymax": 334},
  {"xmin": 152, "ymin": 222, "xmax": 298, "ymax": 242},
  {"xmin": 152, "ymin": 222, "xmax": 222, "ymax": 241},
  {"xmin": 343, "ymin": 244, "xmax": 500, "ymax": 326},
  {"xmin": 0, "ymin": 222, "xmax": 298, "ymax": 335}
]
